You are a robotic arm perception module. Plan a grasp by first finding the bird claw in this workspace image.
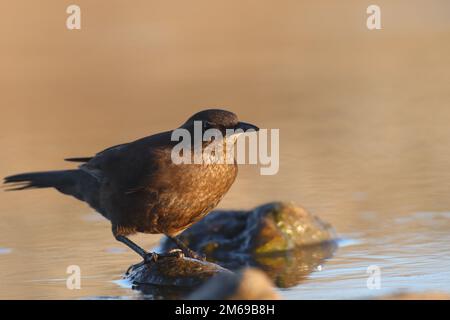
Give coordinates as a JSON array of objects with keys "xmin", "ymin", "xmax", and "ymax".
[
  {"xmin": 125, "ymin": 260, "xmax": 145, "ymax": 275},
  {"xmin": 143, "ymin": 252, "xmax": 159, "ymax": 264},
  {"xmin": 126, "ymin": 249, "xmax": 190, "ymax": 275},
  {"xmin": 142, "ymin": 250, "xmax": 185, "ymax": 264},
  {"xmin": 124, "ymin": 252, "xmax": 161, "ymax": 275}
]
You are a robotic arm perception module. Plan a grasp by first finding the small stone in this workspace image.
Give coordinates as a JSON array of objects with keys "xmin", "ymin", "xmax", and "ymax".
[{"xmin": 187, "ymin": 267, "xmax": 280, "ymax": 300}]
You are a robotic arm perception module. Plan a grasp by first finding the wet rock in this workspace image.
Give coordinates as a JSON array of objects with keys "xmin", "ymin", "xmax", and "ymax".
[
  {"xmin": 124, "ymin": 255, "xmax": 233, "ymax": 299},
  {"xmin": 126, "ymin": 202, "xmax": 336, "ymax": 298},
  {"xmin": 252, "ymin": 242, "xmax": 337, "ymax": 288},
  {"xmin": 160, "ymin": 202, "xmax": 337, "ymax": 288},
  {"xmin": 187, "ymin": 268, "xmax": 280, "ymax": 300},
  {"xmin": 125, "ymin": 255, "xmax": 232, "ymax": 287},
  {"xmin": 161, "ymin": 202, "xmax": 336, "ymax": 257}
]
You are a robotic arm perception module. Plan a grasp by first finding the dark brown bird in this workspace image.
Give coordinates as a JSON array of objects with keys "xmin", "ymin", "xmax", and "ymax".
[{"xmin": 3, "ymin": 109, "xmax": 259, "ymax": 263}]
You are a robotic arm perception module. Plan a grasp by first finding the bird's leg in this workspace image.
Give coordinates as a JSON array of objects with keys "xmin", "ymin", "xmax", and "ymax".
[
  {"xmin": 115, "ymin": 234, "xmax": 148, "ymax": 258},
  {"xmin": 116, "ymin": 235, "xmax": 188, "ymax": 275},
  {"xmin": 115, "ymin": 235, "xmax": 183, "ymax": 265},
  {"xmin": 165, "ymin": 234, "xmax": 206, "ymax": 261},
  {"xmin": 114, "ymin": 234, "xmax": 161, "ymax": 269}
]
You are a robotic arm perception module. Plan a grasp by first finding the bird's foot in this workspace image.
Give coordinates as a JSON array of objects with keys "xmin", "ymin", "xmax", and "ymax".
[
  {"xmin": 166, "ymin": 235, "xmax": 207, "ymax": 261},
  {"xmin": 126, "ymin": 252, "xmax": 164, "ymax": 274},
  {"xmin": 143, "ymin": 252, "xmax": 161, "ymax": 264},
  {"xmin": 125, "ymin": 260, "xmax": 146, "ymax": 275},
  {"xmin": 125, "ymin": 250, "xmax": 190, "ymax": 275},
  {"xmin": 142, "ymin": 250, "xmax": 185, "ymax": 263}
]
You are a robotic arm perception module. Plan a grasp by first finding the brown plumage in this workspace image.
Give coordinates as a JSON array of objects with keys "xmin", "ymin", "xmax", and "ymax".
[{"xmin": 3, "ymin": 109, "xmax": 259, "ymax": 262}]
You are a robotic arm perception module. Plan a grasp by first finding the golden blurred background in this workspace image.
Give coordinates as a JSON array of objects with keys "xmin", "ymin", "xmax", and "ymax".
[{"xmin": 1, "ymin": 0, "xmax": 450, "ymax": 299}]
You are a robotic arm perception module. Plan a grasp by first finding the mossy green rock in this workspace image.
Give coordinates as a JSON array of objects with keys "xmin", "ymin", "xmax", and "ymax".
[
  {"xmin": 247, "ymin": 202, "xmax": 335, "ymax": 253},
  {"xmin": 126, "ymin": 202, "xmax": 336, "ymax": 297},
  {"xmin": 161, "ymin": 201, "xmax": 336, "ymax": 256}
]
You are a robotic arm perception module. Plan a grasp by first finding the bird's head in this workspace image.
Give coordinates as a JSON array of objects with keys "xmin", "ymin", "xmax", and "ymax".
[
  {"xmin": 173, "ymin": 109, "xmax": 259, "ymax": 163},
  {"xmin": 180, "ymin": 109, "xmax": 259, "ymax": 136}
]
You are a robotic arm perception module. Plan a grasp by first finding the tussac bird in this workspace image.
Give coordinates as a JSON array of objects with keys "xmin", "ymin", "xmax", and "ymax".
[{"xmin": 4, "ymin": 109, "xmax": 259, "ymax": 262}]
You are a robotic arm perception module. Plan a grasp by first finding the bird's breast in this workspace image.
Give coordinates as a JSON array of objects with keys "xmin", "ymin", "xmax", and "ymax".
[{"xmin": 145, "ymin": 160, "xmax": 238, "ymax": 234}]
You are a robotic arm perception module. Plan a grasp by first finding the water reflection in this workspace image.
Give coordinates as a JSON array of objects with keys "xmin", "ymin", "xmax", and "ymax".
[
  {"xmin": 125, "ymin": 242, "xmax": 337, "ymax": 299},
  {"xmin": 251, "ymin": 243, "xmax": 337, "ymax": 288}
]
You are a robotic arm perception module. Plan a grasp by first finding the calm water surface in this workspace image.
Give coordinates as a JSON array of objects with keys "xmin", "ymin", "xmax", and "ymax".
[{"xmin": 1, "ymin": 1, "xmax": 450, "ymax": 299}]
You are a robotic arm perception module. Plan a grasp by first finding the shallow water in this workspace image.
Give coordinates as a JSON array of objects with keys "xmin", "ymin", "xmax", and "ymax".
[{"xmin": 1, "ymin": 0, "xmax": 450, "ymax": 299}]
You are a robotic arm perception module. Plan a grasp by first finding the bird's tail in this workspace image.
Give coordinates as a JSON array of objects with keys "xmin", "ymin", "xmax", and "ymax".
[
  {"xmin": 4, "ymin": 170, "xmax": 77, "ymax": 191},
  {"xmin": 3, "ymin": 170, "xmax": 88, "ymax": 200}
]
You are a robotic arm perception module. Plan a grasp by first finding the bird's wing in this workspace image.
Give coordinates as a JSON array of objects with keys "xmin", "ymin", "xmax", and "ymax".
[
  {"xmin": 64, "ymin": 143, "xmax": 129, "ymax": 163},
  {"xmin": 78, "ymin": 131, "xmax": 173, "ymax": 192}
]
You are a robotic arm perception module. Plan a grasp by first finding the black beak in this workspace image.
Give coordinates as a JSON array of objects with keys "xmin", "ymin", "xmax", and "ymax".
[{"xmin": 237, "ymin": 121, "xmax": 259, "ymax": 132}]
